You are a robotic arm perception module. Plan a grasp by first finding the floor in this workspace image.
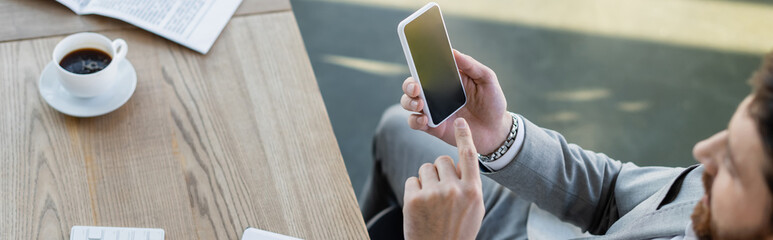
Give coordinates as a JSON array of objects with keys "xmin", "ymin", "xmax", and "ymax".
[{"xmin": 289, "ymin": 0, "xmax": 773, "ymax": 196}]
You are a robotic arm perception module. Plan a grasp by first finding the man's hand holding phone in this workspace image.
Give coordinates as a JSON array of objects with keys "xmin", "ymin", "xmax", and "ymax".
[
  {"xmin": 401, "ymin": 50, "xmax": 512, "ymax": 154},
  {"xmin": 403, "ymin": 118, "xmax": 485, "ymax": 240}
]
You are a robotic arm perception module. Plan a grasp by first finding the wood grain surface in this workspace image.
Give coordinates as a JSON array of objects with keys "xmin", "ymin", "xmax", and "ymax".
[
  {"xmin": 0, "ymin": 0, "xmax": 291, "ymax": 42},
  {"xmin": 0, "ymin": 10, "xmax": 369, "ymax": 240}
]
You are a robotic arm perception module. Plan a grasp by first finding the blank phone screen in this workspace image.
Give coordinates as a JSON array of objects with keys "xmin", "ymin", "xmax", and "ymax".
[{"xmin": 404, "ymin": 5, "xmax": 466, "ymax": 125}]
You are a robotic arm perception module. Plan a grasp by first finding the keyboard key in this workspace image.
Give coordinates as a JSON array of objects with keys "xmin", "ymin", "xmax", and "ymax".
[
  {"xmin": 71, "ymin": 227, "xmax": 86, "ymax": 240},
  {"xmin": 104, "ymin": 229, "xmax": 117, "ymax": 240},
  {"xmin": 119, "ymin": 230, "xmax": 130, "ymax": 240},
  {"xmin": 87, "ymin": 228, "xmax": 102, "ymax": 239},
  {"xmin": 149, "ymin": 231, "xmax": 164, "ymax": 240},
  {"xmin": 70, "ymin": 226, "xmax": 164, "ymax": 240},
  {"xmin": 132, "ymin": 230, "xmax": 145, "ymax": 240}
]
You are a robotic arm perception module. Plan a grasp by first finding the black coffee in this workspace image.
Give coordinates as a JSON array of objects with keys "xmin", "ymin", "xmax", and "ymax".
[{"xmin": 59, "ymin": 48, "xmax": 112, "ymax": 74}]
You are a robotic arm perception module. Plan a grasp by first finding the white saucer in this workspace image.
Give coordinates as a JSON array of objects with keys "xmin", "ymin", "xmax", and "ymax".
[{"xmin": 38, "ymin": 60, "xmax": 137, "ymax": 117}]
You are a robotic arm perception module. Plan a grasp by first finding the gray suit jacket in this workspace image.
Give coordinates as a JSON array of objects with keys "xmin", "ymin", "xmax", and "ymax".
[{"xmin": 482, "ymin": 117, "xmax": 704, "ymax": 239}]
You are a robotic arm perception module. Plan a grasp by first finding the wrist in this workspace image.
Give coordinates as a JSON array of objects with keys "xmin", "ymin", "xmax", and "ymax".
[{"xmin": 478, "ymin": 112, "xmax": 513, "ymax": 154}]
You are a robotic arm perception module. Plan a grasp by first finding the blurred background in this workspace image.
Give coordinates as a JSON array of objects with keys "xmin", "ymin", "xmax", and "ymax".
[{"xmin": 289, "ymin": 0, "xmax": 773, "ymax": 196}]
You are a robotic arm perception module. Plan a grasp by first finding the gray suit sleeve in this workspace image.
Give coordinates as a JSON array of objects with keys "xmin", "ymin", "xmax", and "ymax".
[{"xmin": 482, "ymin": 116, "xmax": 681, "ymax": 233}]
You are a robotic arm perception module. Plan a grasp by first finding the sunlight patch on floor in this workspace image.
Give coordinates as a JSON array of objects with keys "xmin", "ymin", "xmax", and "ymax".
[
  {"xmin": 322, "ymin": 54, "xmax": 409, "ymax": 76},
  {"xmin": 546, "ymin": 88, "xmax": 611, "ymax": 102},
  {"xmin": 542, "ymin": 111, "xmax": 580, "ymax": 123},
  {"xmin": 618, "ymin": 101, "xmax": 650, "ymax": 113}
]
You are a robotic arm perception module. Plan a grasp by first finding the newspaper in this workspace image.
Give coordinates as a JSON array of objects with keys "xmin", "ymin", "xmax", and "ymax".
[{"xmin": 57, "ymin": 0, "xmax": 243, "ymax": 54}]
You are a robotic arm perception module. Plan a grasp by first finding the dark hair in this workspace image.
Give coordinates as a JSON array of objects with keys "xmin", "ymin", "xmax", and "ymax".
[{"xmin": 748, "ymin": 52, "xmax": 773, "ymax": 194}]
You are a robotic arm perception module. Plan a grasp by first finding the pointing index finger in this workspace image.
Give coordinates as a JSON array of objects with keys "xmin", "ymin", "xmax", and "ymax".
[{"xmin": 454, "ymin": 118, "xmax": 480, "ymax": 181}]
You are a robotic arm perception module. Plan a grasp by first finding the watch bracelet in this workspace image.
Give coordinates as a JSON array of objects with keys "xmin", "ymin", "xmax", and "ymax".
[{"xmin": 478, "ymin": 112, "xmax": 518, "ymax": 163}]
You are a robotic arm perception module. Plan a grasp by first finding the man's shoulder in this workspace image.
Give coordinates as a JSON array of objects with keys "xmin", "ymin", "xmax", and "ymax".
[
  {"xmin": 526, "ymin": 165, "xmax": 703, "ymax": 239},
  {"xmin": 603, "ymin": 164, "xmax": 703, "ymax": 239}
]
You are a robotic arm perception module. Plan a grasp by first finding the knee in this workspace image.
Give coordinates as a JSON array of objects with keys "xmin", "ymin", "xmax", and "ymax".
[
  {"xmin": 375, "ymin": 104, "xmax": 411, "ymax": 142},
  {"xmin": 373, "ymin": 105, "xmax": 411, "ymax": 157}
]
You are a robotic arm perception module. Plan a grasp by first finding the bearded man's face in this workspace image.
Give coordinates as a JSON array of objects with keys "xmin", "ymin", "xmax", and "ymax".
[{"xmin": 691, "ymin": 96, "xmax": 773, "ymax": 239}]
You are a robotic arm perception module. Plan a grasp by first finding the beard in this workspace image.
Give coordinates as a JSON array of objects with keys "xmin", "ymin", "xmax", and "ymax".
[
  {"xmin": 691, "ymin": 194, "xmax": 714, "ymax": 240},
  {"xmin": 691, "ymin": 172, "xmax": 715, "ymax": 240},
  {"xmin": 690, "ymin": 171, "xmax": 770, "ymax": 240}
]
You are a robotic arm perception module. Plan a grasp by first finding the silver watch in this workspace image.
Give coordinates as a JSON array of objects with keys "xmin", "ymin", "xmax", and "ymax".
[{"xmin": 478, "ymin": 113, "xmax": 518, "ymax": 163}]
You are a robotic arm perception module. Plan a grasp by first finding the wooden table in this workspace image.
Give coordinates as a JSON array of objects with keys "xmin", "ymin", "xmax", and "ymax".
[{"xmin": 0, "ymin": 0, "xmax": 369, "ymax": 239}]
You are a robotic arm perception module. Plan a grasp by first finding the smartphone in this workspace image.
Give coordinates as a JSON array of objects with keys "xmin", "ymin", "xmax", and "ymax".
[{"xmin": 398, "ymin": 2, "xmax": 467, "ymax": 128}]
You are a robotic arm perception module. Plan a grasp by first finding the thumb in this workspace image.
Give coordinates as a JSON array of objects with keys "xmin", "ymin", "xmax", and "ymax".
[
  {"xmin": 454, "ymin": 49, "xmax": 493, "ymax": 81},
  {"xmin": 454, "ymin": 118, "xmax": 480, "ymax": 181}
]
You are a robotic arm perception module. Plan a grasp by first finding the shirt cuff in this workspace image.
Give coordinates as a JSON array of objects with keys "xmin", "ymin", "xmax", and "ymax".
[{"xmin": 479, "ymin": 114, "xmax": 525, "ymax": 171}]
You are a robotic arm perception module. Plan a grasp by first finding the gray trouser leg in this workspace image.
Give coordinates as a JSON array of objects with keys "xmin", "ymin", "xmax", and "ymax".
[{"xmin": 360, "ymin": 105, "xmax": 531, "ymax": 240}]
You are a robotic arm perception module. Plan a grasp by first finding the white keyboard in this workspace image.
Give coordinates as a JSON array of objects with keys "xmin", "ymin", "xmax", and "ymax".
[
  {"xmin": 242, "ymin": 227, "xmax": 301, "ymax": 240},
  {"xmin": 70, "ymin": 226, "xmax": 164, "ymax": 240}
]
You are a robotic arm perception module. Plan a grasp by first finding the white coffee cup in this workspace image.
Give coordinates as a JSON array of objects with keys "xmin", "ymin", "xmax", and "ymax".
[{"xmin": 52, "ymin": 32, "xmax": 128, "ymax": 98}]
